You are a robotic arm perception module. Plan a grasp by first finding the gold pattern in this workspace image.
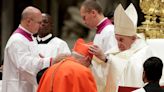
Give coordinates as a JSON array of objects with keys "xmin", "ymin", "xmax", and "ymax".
[{"xmin": 137, "ymin": 0, "xmax": 164, "ymax": 39}]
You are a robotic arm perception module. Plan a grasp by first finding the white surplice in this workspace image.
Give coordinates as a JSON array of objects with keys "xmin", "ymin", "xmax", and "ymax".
[
  {"xmin": 38, "ymin": 37, "xmax": 71, "ymax": 63},
  {"xmin": 91, "ymin": 18, "xmax": 117, "ymax": 92},
  {"xmin": 2, "ymin": 27, "xmax": 51, "ymax": 92}
]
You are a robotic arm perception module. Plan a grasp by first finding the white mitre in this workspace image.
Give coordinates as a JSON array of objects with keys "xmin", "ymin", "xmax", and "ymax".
[{"xmin": 114, "ymin": 3, "xmax": 138, "ymax": 36}]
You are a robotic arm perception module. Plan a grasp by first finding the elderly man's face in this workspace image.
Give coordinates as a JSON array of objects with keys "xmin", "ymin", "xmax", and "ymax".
[{"xmin": 115, "ymin": 34, "xmax": 135, "ymax": 51}]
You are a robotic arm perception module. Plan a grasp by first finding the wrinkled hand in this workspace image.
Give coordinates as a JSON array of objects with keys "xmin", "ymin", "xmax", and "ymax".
[
  {"xmin": 89, "ymin": 45, "xmax": 106, "ymax": 61},
  {"xmin": 51, "ymin": 53, "xmax": 71, "ymax": 65}
]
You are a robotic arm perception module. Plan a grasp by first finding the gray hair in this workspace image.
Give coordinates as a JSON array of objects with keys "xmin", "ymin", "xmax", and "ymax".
[
  {"xmin": 81, "ymin": 0, "xmax": 103, "ymax": 14},
  {"xmin": 72, "ymin": 51, "xmax": 85, "ymax": 60}
]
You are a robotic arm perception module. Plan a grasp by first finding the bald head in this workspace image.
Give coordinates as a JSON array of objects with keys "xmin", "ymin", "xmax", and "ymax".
[
  {"xmin": 21, "ymin": 6, "xmax": 41, "ymax": 20},
  {"xmin": 20, "ymin": 6, "xmax": 42, "ymax": 34}
]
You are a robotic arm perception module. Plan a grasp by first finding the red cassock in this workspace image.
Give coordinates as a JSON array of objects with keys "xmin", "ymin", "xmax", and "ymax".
[{"xmin": 37, "ymin": 57, "xmax": 97, "ymax": 92}]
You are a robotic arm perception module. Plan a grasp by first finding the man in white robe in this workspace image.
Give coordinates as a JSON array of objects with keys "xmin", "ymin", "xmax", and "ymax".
[
  {"xmin": 36, "ymin": 13, "xmax": 70, "ymax": 57},
  {"xmin": 89, "ymin": 4, "xmax": 154, "ymax": 92},
  {"xmin": 2, "ymin": 6, "xmax": 65, "ymax": 92},
  {"xmin": 36, "ymin": 13, "xmax": 71, "ymax": 83},
  {"xmin": 80, "ymin": 1, "xmax": 117, "ymax": 91}
]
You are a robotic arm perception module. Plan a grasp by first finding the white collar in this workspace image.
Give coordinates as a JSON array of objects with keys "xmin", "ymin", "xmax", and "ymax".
[
  {"xmin": 19, "ymin": 25, "xmax": 33, "ymax": 35},
  {"xmin": 37, "ymin": 33, "xmax": 53, "ymax": 42},
  {"xmin": 97, "ymin": 17, "xmax": 107, "ymax": 26},
  {"xmin": 144, "ymin": 82, "xmax": 148, "ymax": 86}
]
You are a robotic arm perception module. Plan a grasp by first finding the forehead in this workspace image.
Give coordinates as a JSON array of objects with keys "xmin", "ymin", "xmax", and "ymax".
[
  {"xmin": 42, "ymin": 15, "xmax": 49, "ymax": 21},
  {"xmin": 116, "ymin": 34, "xmax": 123, "ymax": 38},
  {"xmin": 116, "ymin": 34, "xmax": 131, "ymax": 39}
]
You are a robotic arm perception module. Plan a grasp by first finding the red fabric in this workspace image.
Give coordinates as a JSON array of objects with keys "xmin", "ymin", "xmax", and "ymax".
[
  {"xmin": 72, "ymin": 38, "xmax": 93, "ymax": 58},
  {"xmin": 118, "ymin": 86, "xmax": 139, "ymax": 92},
  {"xmin": 118, "ymin": 86, "xmax": 164, "ymax": 92},
  {"xmin": 37, "ymin": 57, "xmax": 97, "ymax": 92}
]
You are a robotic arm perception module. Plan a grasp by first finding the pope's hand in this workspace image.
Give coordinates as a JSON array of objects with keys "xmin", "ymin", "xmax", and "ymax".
[{"xmin": 89, "ymin": 45, "xmax": 106, "ymax": 62}]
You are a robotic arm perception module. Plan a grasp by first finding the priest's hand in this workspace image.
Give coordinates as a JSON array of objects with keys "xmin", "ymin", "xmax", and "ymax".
[
  {"xmin": 89, "ymin": 45, "xmax": 106, "ymax": 62},
  {"xmin": 51, "ymin": 53, "xmax": 71, "ymax": 65}
]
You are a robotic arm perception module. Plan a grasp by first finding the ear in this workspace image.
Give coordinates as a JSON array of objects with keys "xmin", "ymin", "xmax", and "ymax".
[
  {"xmin": 26, "ymin": 17, "xmax": 31, "ymax": 23},
  {"xmin": 91, "ymin": 10, "xmax": 97, "ymax": 17},
  {"xmin": 82, "ymin": 56, "xmax": 89, "ymax": 62},
  {"xmin": 86, "ymin": 56, "xmax": 92, "ymax": 62},
  {"xmin": 25, "ymin": 18, "xmax": 32, "ymax": 27},
  {"xmin": 142, "ymin": 71, "xmax": 147, "ymax": 83},
  {"xmin": 82, "ymin": 56, "xmax": 91, "ymax": 67}
]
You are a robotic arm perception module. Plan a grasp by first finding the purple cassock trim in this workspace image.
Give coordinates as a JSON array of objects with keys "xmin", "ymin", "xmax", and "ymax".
[
  {"xmin": 96, "ymin": 19, "xmax": 112, "ymax": 34},
  {"xmin": 14, "ymin": 27, "xmax": 33, "ymax": 41}
]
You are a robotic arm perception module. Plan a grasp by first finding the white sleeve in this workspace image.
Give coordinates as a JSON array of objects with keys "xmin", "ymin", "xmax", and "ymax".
[
  {"xmin": 58, "ymin": 41, "xmax": 71, "ymax": 54},
  {"xmin": 7, "ymin": 41, "xmax": 50, "ymax": 84}
]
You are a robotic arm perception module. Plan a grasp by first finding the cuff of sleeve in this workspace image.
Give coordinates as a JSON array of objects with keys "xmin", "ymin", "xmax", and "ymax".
[
  {"xmin": 50, "ymin": 57, "xmax": 53, "ymax": 66},
  {"xmin": 42, "ymin": 57, "xmax": 51, "ymax": 68}
]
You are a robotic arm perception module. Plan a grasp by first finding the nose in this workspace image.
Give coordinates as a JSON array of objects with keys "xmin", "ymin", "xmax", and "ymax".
[{"xmin": 40, "ymin": 22, "xmax": 45, "ymax": 27}]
